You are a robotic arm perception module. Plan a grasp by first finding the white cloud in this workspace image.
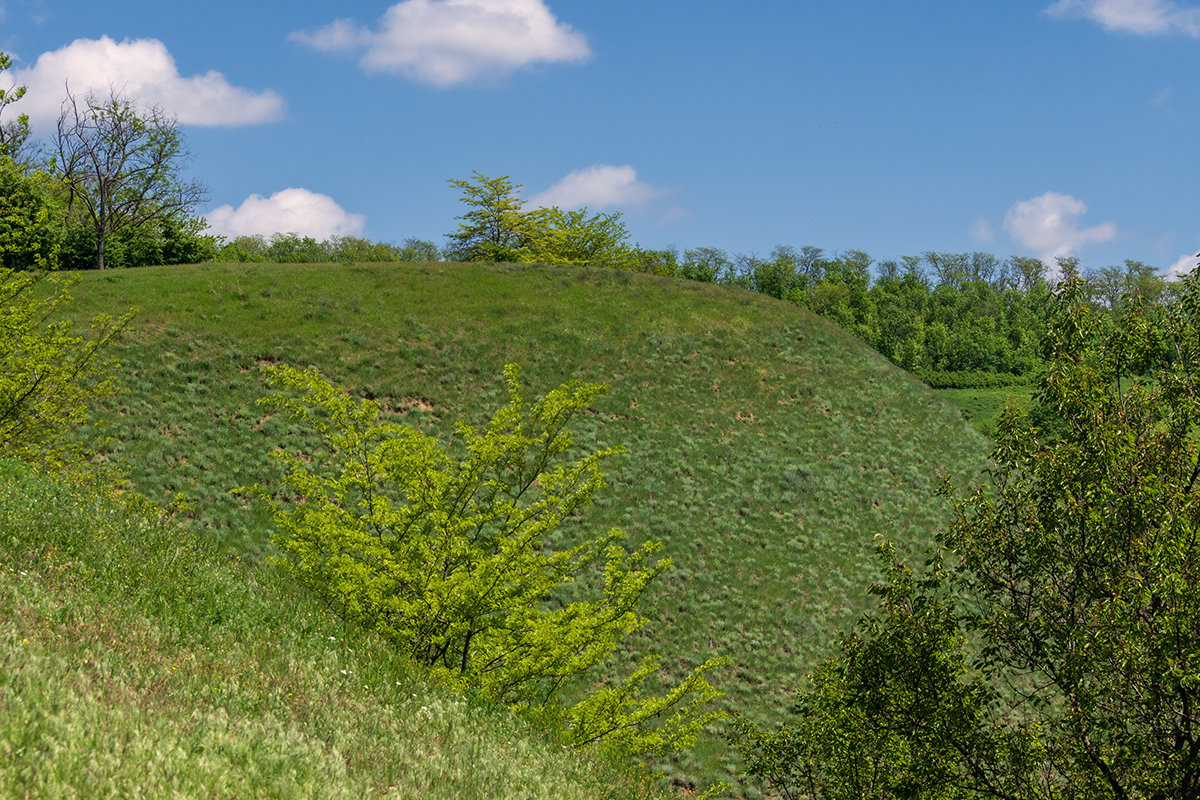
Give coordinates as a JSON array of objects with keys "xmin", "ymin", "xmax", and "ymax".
[
  {"xmin": 1003, "ymin": 192, "xmax": 1118, "ymax": 266},
  {"xmin": 1153, "ymin": 86, "xmax": 1176, "ymax": 114},
  {"xmin": 2, "ymin": 36, "xmax": 285, "ymax": 130},
  {"xmin": 1167, "ymin": 251, "xmax": 1200, "ymax": 279},
  {"xmin": 1044, "ymin": 0, "xmax": 1200, "ymax": 35},
  {"xmin": 528, "ymin": 165, "xmax": 664, "ymax": 210},
  {"xmin": 291, "ymin": 0, "xmax": 590, "ymax": 88},
  {"xmin": 205, "ymin": 189, "xmax": 366, "ymax": 241},
  {"xmin": 970, "ymin": 217, "xmax": 995, "ymax": 244}
]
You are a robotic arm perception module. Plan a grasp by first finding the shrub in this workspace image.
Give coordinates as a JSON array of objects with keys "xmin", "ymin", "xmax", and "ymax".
[
  {"xmin": 243, "ymin": 363, "xmax": 724, "ymax": 757},
  {"xmin": 0, "ymin": 266, "xmax": 131, "ymax": 467}
]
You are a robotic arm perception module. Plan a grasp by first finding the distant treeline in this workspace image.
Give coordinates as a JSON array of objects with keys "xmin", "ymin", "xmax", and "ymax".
[
  {"xmin": 58, "ymin": 215, "xmax": 1182, "ymax": 391},
  {"xmin": 4, "ymin": 143, "xmax": 1178, "ymax": 390}
]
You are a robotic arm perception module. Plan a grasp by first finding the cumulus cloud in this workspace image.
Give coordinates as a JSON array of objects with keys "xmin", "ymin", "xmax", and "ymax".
[
  {"xmin": 528, "ymin": 165, "xmax": 664, "ymax": 210},
  {"xmin": 290, "ymin": 0, "xmax": 590, "ymax": 87},
  {"xmin": 205, "ymin": 189, "xmax": 366, "ymax": 241},
  {"xmin": 1003, "ymin": 192, "xmax": 1118, "ymax": 265},
  {"xmin": 1, "ymin": 36, "xmax": 285, "ymax": 130},
  {"xmin": 1167, "ymin": 251, "xmax": 1200, "ymax": 279},
  {"xmin": 1044, "ymin": 0, "xmax": 1200, "ymax": 36}
]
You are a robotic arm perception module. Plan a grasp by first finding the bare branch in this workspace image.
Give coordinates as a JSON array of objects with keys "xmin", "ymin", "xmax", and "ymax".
[{"xmin": 53, "ymin": 86, "xmax": 207, "ymax": 269}]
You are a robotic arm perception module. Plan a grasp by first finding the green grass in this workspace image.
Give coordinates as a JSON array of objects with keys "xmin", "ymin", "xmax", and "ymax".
[
  {"xmin": 61, "ymin": 261, "xmax": 992, "ymax": 795},
  {"xmin": 935, "ymin": 385, "xmax": 1035, "ymax": 435},
  {"xmin": 0, "ymin": 458, "xmax": 668, "ymax": 799}
]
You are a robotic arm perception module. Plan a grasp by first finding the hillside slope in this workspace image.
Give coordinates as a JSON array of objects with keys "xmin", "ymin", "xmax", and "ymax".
[
  {"xmin": 0, "ymin": 457, "xmax": 662, "ymax": 799},
  {"xmin": 66, "ymin": 261, "xmax": 991, "ymax": 792}
]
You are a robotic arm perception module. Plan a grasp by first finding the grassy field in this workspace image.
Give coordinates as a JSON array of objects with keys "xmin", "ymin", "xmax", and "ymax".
[
  {"xmin": 58, "ymin": 261, "xmax": 991, "ymax": 794},
  {"xmin": 936, "ymin": 385, "xmax": 1035, "ymax": 435},
  {"xmin": 0, "ymin": 457, "xmax": 663, "ymax": 799}
]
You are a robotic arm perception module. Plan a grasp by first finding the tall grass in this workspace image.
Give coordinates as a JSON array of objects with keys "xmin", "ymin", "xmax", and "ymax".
[
  {"xmin": 0, "ymin": 458, "xmax": 668, "ymax": 799},
  {"xmin": 63, "ymin": 261, "xmax": 991, "ymax": 794}
]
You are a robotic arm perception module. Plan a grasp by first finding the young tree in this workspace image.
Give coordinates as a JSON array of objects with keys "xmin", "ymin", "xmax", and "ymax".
[
  {"xmin": 444, "ymin": 172, "xmax": 534, "ymax": 262},
  {"xmin": 526, "ymin": 207, "xmax": 631, "ymax": 266},
  {"xmin": 53, "ymin": 88, "xmax": 206, "ymax": 269},
  {"xmin": 445, "ymin": 172, "xmax": 637, "ymax": 267},
  {"xmin": 736, "ymin": 266, "xmax": 1200, "ymax": 799},
  {"xmin": 244, "ymin": 364, "xmax": 725, "ymax": 757},
  {"xmin": 0, "ymin": 266, "xmax": 131, "ymax": 467}
]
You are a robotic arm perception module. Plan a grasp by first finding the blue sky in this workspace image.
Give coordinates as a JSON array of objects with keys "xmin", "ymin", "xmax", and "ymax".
[{"xmin": 1, "ymin": 0, "xmax": 1197, "ymax": 276}]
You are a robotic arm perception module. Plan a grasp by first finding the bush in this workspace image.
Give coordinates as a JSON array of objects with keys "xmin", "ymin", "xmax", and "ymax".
[
  {"xmin": 243, "ymin": 363, "xmax": 724, "ymax": 757},
  {"xmin": 0, "ymin": 267, "xmax": 131, "ymax": 467}
]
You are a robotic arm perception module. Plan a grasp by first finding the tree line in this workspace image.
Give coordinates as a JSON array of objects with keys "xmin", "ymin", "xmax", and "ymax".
[{"xmin": 443, "ymin": 170, "xmax": 1183, "ymax": 389}]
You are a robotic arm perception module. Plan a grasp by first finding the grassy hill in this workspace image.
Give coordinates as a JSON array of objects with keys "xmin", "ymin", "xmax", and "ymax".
[{"xmin": 57, "ymin": 261, "xmax": 991, "ymax": 794}]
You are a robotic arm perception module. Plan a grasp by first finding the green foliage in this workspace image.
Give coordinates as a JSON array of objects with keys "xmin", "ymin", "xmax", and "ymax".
[
  {"xmin": 0, "ymin": 51, "xmax": 31, "ymax": 164},
  {"xmin": 327, "ymin": 234, "xmax": 401, "ymax": 264},
  {"xmin": 0, "ymin": 156, "xmax": 59, "ymax": 272},
  {"xmin": 445, "ymin": 172, "xmax": 533, "ymax": 262},
  {"xmin": 209, "ymin": 233, "xmax": 438, "ymax": 265},
  {"xmin": 243, "ymin": 362, "xmax": 724, "ymax": 758},
  {"xmin": 396, "ymin": 236, "xmax": 441, "ymax": 262},
  {"xmin": 737, "ymin": 267, "xmax": 1200, "ymax": 798},
  {"xmin": 0, "ymin": 266, "xmax": 130, "ymax": 467},
  {"xmin": 680, "ymin": 247, "xmax": 733, "ymax": 283},
  {"xmin": 444, "ymin": 172, "xmax": 639, "ymax": 268},
  {"xmin": 58, "ymin": 212, "xmax": 219, "ymax": 269},
  {"xmin": 918, "ymin": 370, "xmax": 1032, "ymax": 390},
  {"xmin": 526, "ymin": 207, "xmax": 634, "ymax": 268},
  {"xmin": 731, "ymin": 543, "xmax": 986, "ymax": 800}
]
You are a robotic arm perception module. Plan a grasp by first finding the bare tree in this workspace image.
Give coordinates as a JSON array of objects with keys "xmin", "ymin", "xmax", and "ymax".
[{"xmin": 53, "ymin": 88, "xmax": 206, "ymax": 269}]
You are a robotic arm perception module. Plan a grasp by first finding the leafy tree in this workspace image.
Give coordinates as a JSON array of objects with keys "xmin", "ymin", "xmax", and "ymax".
[
  {"xmin": 731, "ymin": 543, "xmax": 986, "ymax": 800},
  {"xmin": 525, "ymin": 207, "xmax": 633, "ymax": 267},
  {"xmin": 0, "ymin": 156, "xmax": 59, "ymax": 272},
  {"xmin": 735, "ymin": 266, "xmax": 1200, "ymax": 799},
  {"xmin": 321, "ymin": 234, "xmax": 395, "ymax": 263},
  {"xmin": 681, "ymin": 246, "xmax": 733, "ymax": 283},
  {"xmin": 397, "ymin": 236, "xmax": 440, "ymax": 262},
  {"xmin": 1087, "ymin": 260, "xmax": 1166, "ymax": 315},
  {"xmin": 445, "ymin": 172, "xmax": 638, "ymax": 268},
  {"xmin": 264, "ymin": 232, "xmax": 326, "ymax": 263},
  {"xmin": 244, "ymin": 363, "xmax": 725, "ymax": 757},
  {"xmin": 445, "ymin": 172, "xmax": 534, "ymax": 262},
  {"xmin": 870, "ymin": 269, "xmax": 930, "ymax": 371},
  {"xmin": 53, "ymin": 88, "xmax": 206, "ymax": 269},
  {"xmin": 750, "ymin": 251, "xmax": 807, "ymax": 302},
  {"xmin": 621, "ymin": 246, "xmax": 679, "ymax": 276}
]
